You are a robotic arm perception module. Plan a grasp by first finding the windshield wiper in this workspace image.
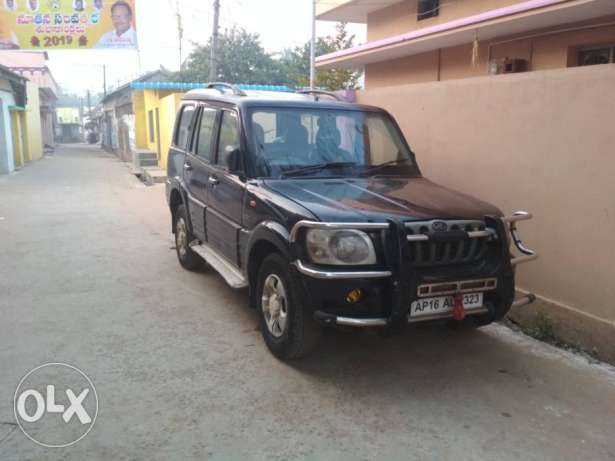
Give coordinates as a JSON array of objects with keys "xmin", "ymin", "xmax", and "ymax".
[
  {"xmin": 281, "ymin": 162, "xmax": 357, "ymax": 178},
  {"xmin": 361, "ymin": 158, "xmax": 411, "ymax": 176}
]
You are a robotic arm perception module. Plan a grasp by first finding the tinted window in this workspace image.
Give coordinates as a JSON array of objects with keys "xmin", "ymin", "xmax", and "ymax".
[
  {"xmin": 196, "ymin": 107, "xmax": 218, "ymax": 162},
  {"xmin": 174, "ymin": 105, "xmax": 195, "ymax": 149},
  {"xmin": 250, "ymin": 109, "xmax": 414, "ymax": 178},
  {"xmin": 216, "ymin": 111, "xmax": 240, "ymax": 168}
]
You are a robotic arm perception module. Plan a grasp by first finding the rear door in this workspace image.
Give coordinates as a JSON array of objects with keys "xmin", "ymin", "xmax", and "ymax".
[
  {"xmin": 205, "ymin": 109, "xmax": 245, "ymax": 266},
  {"xmin": 184, "ymin": 104, "xmax": 218, "ymax": 240}
]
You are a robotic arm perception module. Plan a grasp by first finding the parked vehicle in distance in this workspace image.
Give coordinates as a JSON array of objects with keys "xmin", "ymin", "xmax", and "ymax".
[{"xmin": 166, "ymin": 83, "xmax": 538, "ymax": 360}]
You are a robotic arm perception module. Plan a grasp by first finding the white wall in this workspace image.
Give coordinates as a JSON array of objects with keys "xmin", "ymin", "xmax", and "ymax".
[{"xmin": 0, "ymin": 89, "xmax": 16, "ymax": 175}]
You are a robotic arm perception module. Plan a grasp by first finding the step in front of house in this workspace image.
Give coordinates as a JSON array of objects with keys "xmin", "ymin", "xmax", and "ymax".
[
  {"xmin": 133, "ymin": 149, "xmax": 159, "ymax": 169},
  {"xmin": 141, "ymin": 167, "xmax": 167, "ymax": 185},
  {"xmin": 139, "ymin": 158, "xmax": 159, "ymax": 167}
]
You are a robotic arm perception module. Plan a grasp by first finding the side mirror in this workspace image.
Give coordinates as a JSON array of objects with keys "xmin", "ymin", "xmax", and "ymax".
[{"xmin": 225, "ymin": 145, "xmax": 244, "ymax": 177}]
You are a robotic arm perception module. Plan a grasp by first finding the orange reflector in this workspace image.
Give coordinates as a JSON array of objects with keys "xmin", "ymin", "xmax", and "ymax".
[{"xmin": 346, "ymin": 289, "xmax": 364, "ymax": 304}]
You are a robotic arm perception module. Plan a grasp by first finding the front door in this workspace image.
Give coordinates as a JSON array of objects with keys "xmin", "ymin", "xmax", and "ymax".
[
  {"xmin": 0, "ymin": 100, "xmax": 8, "ymax": 174},
  {"xmin": 205, "ymin": 109, "xmax": 245, "ymax": 267},
  {"xmin": 184, "ymin": 104, "xmax": 218, "ymax": 240}
]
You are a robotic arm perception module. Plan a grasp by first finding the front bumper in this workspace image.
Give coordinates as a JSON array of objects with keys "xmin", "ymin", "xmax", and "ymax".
[{"xmin": 290, "ymin": 212, "xmax": 538, "ymax": 328}]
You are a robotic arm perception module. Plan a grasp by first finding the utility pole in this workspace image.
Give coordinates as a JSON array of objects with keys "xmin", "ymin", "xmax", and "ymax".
[
  {"xmin": 176, "ymin": 0, "xmax": 184, "ymax": 71},
  {"xmin": 209, "ymin": 0, "xmax": 220, "ymax": 82},
  {"xmin": 103, "ymin": 65, "xmax": 107, "ymax": 98},
  {"xmin": 310, "ymin": 0, "xmax": 316, "ymax": 89},
  {"xmin": 87, "ymin": 90, "xmax": 91, "ymax": 114}
]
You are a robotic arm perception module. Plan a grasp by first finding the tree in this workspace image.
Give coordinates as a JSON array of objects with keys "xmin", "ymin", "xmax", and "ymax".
[
  {"xmin": 175, "ymin": 23, "xmax": 361, "ymax": 90},
  {"xmin": 279, "ymin": 22, "xmax": 361, "ymax": 90},
  {"xmin": 176, "ymin": 27, "xmax": 290, "ymax": 85}
]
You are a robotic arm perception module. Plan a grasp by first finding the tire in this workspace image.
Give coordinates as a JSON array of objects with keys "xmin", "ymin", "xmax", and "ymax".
[
  {"xmin": 256, "ymin": 253, "xmax": 322, "ymax": 360},
  {"xmin": 174, "ymin": 204, "xmax": 204, "ymax": 271}
]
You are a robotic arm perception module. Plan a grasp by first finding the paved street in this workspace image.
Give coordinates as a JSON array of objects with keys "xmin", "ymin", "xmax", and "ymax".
[{"xmin": 1, "ymin": 145, "xmax": 614, "ymax": 460}]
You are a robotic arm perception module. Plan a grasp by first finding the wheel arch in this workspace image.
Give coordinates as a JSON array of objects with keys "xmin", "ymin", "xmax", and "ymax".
[
  {"xmin": 169, "ymin": 181, "xmax": 189, "ymax": 234},
  {"xmin": 246, "ymin": 222, "xmax": 292, "ymax": 309}
]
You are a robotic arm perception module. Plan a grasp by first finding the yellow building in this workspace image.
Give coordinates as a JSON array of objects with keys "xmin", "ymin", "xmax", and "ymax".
[
  {"xmin": 25, "ymin": 81, "xmax": 44, "ymax": 162},
  {"xmin": 130, "ymin": 82, "xmax": 293, "ymax": 170},
  {"xmin": 1, "ymin": 64, "xmax": 44, "ymax": 174},
  {"xmin": 131, "ymin": 83, "xmax": 187, "ymax": 170}
]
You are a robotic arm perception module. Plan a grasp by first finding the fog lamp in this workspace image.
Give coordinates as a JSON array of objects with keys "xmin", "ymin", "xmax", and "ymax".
[{"xmin": 346, "ymin": 289, "xmax": 364, "ymax": 304}]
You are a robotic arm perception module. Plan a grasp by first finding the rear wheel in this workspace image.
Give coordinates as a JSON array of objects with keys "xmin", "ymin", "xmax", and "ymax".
[
  {"xmin": 256, "ymin": 253, "xmax": 321, "ymax": 360},
  {"xmin": 174, "ymin": 204, "xmax": 204, "ymax": 271}
]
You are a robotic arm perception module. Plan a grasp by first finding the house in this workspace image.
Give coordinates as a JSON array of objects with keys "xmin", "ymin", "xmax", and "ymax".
[
  {"xmin": 103, "ymin": 74, "xmax": 293, "ymax": 173},
  {"xmin": 317, "ymin": 0, "xmax": 615, "ymax": 362},
  {"xmin": 99, "ymin": 69, "xmax": 169, "ymax": 161},
  {"xmin": 131, "ymin": 82, "xmax": 293, "ymax": 171},
  {"xmin": 0, "ymin": 64, "xmax": 27, "ymax": 174},
  {"xmin": 56, "ymin": 107, "xmax": 83, "ymax": 143},
  {"xmin": 0, "ymin": 51, "xmax": 58, "ymax": 150},
  {"xmin": 317, "ymin": 0, "xmax": 615, "ymax": 86},
  {"xmin": 0, "ymin": 63, "xmax": 48, "ymax": 174}
]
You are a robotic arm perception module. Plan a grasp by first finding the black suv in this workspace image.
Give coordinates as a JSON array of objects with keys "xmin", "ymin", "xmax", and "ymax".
[{"xmin": 166, "ymin": 83, "xmax": 537, "ymax": 360}]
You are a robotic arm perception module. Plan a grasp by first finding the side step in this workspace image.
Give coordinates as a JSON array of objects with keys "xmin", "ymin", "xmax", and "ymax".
[{"xmin": 190, "ymin": 242, "xmax": 248, "ymax": 289}]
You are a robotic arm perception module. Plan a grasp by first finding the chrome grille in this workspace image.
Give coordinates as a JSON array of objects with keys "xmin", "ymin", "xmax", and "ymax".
[{"xmin": 405, "ymin": 220, "xmax": 494, "ymax": 266}]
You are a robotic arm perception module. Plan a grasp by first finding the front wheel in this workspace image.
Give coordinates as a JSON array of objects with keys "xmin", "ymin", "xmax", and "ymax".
[
  {"xmin": 256, "ymin": 254, "xmax": 321, "ymax": 360},
  {"xmin": 174, "ymin": 204, "xmax": 204, "ymax": 271}
]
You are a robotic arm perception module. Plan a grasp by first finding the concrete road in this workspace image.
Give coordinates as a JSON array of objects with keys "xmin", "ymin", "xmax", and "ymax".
[{"xmin": 1, "ymin": 145, "xmax": 614, "ymax": 461}]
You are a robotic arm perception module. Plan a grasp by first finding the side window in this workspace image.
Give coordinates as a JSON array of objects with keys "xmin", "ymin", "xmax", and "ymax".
[
  {"xmin": 148, "ymin": 110, "xmax": 155, "ymax": 143},
  {"xmin": 195, "ymin": 107, "xmax": 218, "ymax": 162},
  {"xmin": 174, "ymin": 105, "xmax": 195, "ymax": 150},
  {"xmin": 417, "ymin": 0, "xmax": 439, "ymax": 20},
  {"xmin": 216, "ymin": 111, "xmax": 240, "ymax": 169}
]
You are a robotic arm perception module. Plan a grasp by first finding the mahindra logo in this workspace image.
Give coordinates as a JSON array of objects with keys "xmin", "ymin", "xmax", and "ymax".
[{"xmin": 431, "ymin": 221, "xmax": 448, "ymax": 232}]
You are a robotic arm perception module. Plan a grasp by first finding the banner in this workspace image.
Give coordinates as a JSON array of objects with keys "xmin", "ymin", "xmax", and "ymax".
[{"xmin": 0, "ymin": 0, "xmax": 138, "ymax": 50}]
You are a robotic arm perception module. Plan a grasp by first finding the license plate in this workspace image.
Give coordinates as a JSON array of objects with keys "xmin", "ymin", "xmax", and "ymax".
[{"xmin": 409, "ymin": 293, "xmax": 484, "ymax": 318}]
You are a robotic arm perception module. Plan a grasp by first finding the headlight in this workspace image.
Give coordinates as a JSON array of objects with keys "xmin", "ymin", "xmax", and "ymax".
[{"xmin": 306, "ymin": 229, "xmax": 377, "ymax": 265}]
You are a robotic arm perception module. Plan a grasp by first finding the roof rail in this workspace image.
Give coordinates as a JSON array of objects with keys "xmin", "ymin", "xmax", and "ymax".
[
  {"xmin": 206, "ymin": 82, "xmax": 247, "ymax": 96},
  {"xmin": 297, "ymin": 89, "xmax": 344, "ymax": 102}
]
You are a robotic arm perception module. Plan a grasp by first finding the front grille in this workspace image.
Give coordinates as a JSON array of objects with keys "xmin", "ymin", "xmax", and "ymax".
[
  {"xmin": 417, "ymin": 278, "xmax": 498, "ymax": 297},
  {"xmin": 405, "ymin": 220, "xmax": 493, "ymax": 267}
]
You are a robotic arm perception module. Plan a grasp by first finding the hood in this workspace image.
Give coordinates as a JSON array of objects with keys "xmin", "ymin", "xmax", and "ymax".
[{"xmin": 263, "ymin": 176, "xmax": 502, "ymax": 222}]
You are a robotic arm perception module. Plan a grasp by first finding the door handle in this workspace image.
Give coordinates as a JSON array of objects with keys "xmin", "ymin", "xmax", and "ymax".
[
  {"xmin": 183, "ymin": 161, "xmax": 193, "ymax": 172},
  {"xmin": 208, "ymin": 176, "xmax": 219, "ymax": 186}
]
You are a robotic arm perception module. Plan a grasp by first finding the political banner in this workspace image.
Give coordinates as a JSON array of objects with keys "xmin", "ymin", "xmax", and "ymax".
[{"xmin": 0, "ymin": 0, "xmax": 138, "ymax": 50}]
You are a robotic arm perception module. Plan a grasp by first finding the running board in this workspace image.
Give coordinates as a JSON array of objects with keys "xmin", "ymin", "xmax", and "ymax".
[{"xmin": 190, "ymin": 242, "xmax": 247, "ymax": 289}]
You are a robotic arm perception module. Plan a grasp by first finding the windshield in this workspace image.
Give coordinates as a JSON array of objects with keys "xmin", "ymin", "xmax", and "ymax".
[{"xmin": 250, "ymin": 108, "xmax": 416, "ymax": 178}]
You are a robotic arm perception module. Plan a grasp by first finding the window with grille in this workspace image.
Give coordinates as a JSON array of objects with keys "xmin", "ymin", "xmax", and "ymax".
[
  {"xmin": 578, "ymin": 45, "xmax": 615, "ymax": 66},
  {"xmin": 148, "ymin": 110, "xmax": 155, "ymax": 143},
  {"xmin": 418, "ymin": 0, "xmax": 439, "ymax": 20}
]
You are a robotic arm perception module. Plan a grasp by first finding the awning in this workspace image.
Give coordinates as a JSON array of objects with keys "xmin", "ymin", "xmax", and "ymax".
[{"xmin": 316, "ymin": 0, "xmax": 615, "ymax": 69}]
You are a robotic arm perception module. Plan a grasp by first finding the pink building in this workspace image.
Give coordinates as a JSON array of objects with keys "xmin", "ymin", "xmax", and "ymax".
[{"xmin": 0, "ymin": 51, "xmax": 59, "ymax": 147}]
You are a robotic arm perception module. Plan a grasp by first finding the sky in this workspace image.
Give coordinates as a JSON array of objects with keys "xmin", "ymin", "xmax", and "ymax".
[{"xmin": 46, "ymin": 0, "xmax": 366, "ymax": 97}]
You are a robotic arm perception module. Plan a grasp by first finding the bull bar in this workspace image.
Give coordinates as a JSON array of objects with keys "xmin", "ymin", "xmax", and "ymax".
[{"xmin": 290, "ymin": 212, "xmax": 539, "ymax": 327}]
